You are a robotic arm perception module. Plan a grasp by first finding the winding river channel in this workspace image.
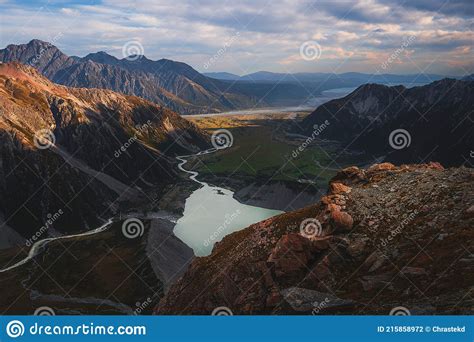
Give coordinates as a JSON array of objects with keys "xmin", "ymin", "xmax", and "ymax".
[
  {"xmin": 0, "ymin": 148, "xmax": 282, "ymax": 272},
  {"xmin": 0, "ymin": 219, "xmax": 114, "ymax": 273}
]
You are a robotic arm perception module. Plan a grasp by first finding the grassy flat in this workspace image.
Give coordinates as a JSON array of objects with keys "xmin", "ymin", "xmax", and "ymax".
[{"xmin": 187, "ymin": 113, "xmax": 355, "ymax": 186}]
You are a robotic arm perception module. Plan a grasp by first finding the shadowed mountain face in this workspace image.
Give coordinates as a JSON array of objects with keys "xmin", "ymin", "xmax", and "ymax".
[
  {"xmin": 0, "ymin": 40, "xmax": 259, "ymax": 114},
  {"xmin": 462, "ymin": 74, "xmax": 474, "ymax": 81},
  {"xmin": 0, "ymin": 62, "xmax": 209, "ymax": 243},
  {"xmin": 156, "ymin": 163, "xmax": 474, "ymax": 315},
  {"xmin": 298, "ymin": 80, "xmax": 474, "ymax": 167}
]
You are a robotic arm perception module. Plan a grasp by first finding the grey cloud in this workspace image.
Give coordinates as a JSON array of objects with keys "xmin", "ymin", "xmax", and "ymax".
[{"xmin": 379, "ymin": 0, "xmax": 474, "ymax": 17}]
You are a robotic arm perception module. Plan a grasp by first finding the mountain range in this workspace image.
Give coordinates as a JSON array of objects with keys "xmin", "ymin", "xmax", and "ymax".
[
  {"xmin": 2, "ymin": 40, "xmax": 464, "ymax": 115},
  {"xmin": 204, "ymin": 71, "xmax": 460, "ymax": 109},
  {"xmin": 204, "ymin": 70, "xmax": 449, "ymax": 84},
  {"xmin": 0, "ymin": 40, "xmax": 346, "ymax": 112},
  {"xmin": 0, "ymin": 40, "xmax": 262, "ymax": 115}
]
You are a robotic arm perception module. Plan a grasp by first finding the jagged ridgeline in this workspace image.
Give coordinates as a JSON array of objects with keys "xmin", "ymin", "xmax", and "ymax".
[{"xmin": 0, "ymin": 39, "xmax": 259, "ymax": 115}]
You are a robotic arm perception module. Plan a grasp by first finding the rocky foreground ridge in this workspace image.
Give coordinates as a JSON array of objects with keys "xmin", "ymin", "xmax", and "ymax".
[{"xmin": 156, "ymin": 162, "xmax": 473, "ymax": 314}]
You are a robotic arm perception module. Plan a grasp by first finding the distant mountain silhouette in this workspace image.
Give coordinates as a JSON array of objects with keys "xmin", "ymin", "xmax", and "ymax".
[
  {"xmin": 203, "ymin": 72, "xmax": 241, "ymax": 80},
  {"xmin": 207, "ymin": 70, "xmax": 448, "ymax": 84}
]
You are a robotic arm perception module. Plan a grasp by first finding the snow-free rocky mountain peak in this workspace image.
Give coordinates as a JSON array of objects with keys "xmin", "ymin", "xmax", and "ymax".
[{"xmin": 0, "ymin": 39, "xmax": 258, "ymax": 114}]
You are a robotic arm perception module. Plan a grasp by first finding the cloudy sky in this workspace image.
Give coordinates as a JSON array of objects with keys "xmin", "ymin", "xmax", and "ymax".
[{"xmin": 0, "ymin": 0, "xmax": 473, "ymax": 76}]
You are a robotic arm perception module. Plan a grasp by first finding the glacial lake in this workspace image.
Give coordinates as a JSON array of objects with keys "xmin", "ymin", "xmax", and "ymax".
[{"xmin": 173, "ymin": 153, "xmax": 282, "ymax": 256}]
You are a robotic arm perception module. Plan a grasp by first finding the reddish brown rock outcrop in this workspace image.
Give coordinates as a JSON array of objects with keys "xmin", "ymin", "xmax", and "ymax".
[
  {"xmin": 156, "ymin": 164, "xmax": 474, "ymax": 315},
  {"xmin": 329, "ymin": 182, "xmax": 352, "ymax": 194},
  {"xmin": 329, "ymin": 205, "xmax": 354, "ymax": 232}
]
